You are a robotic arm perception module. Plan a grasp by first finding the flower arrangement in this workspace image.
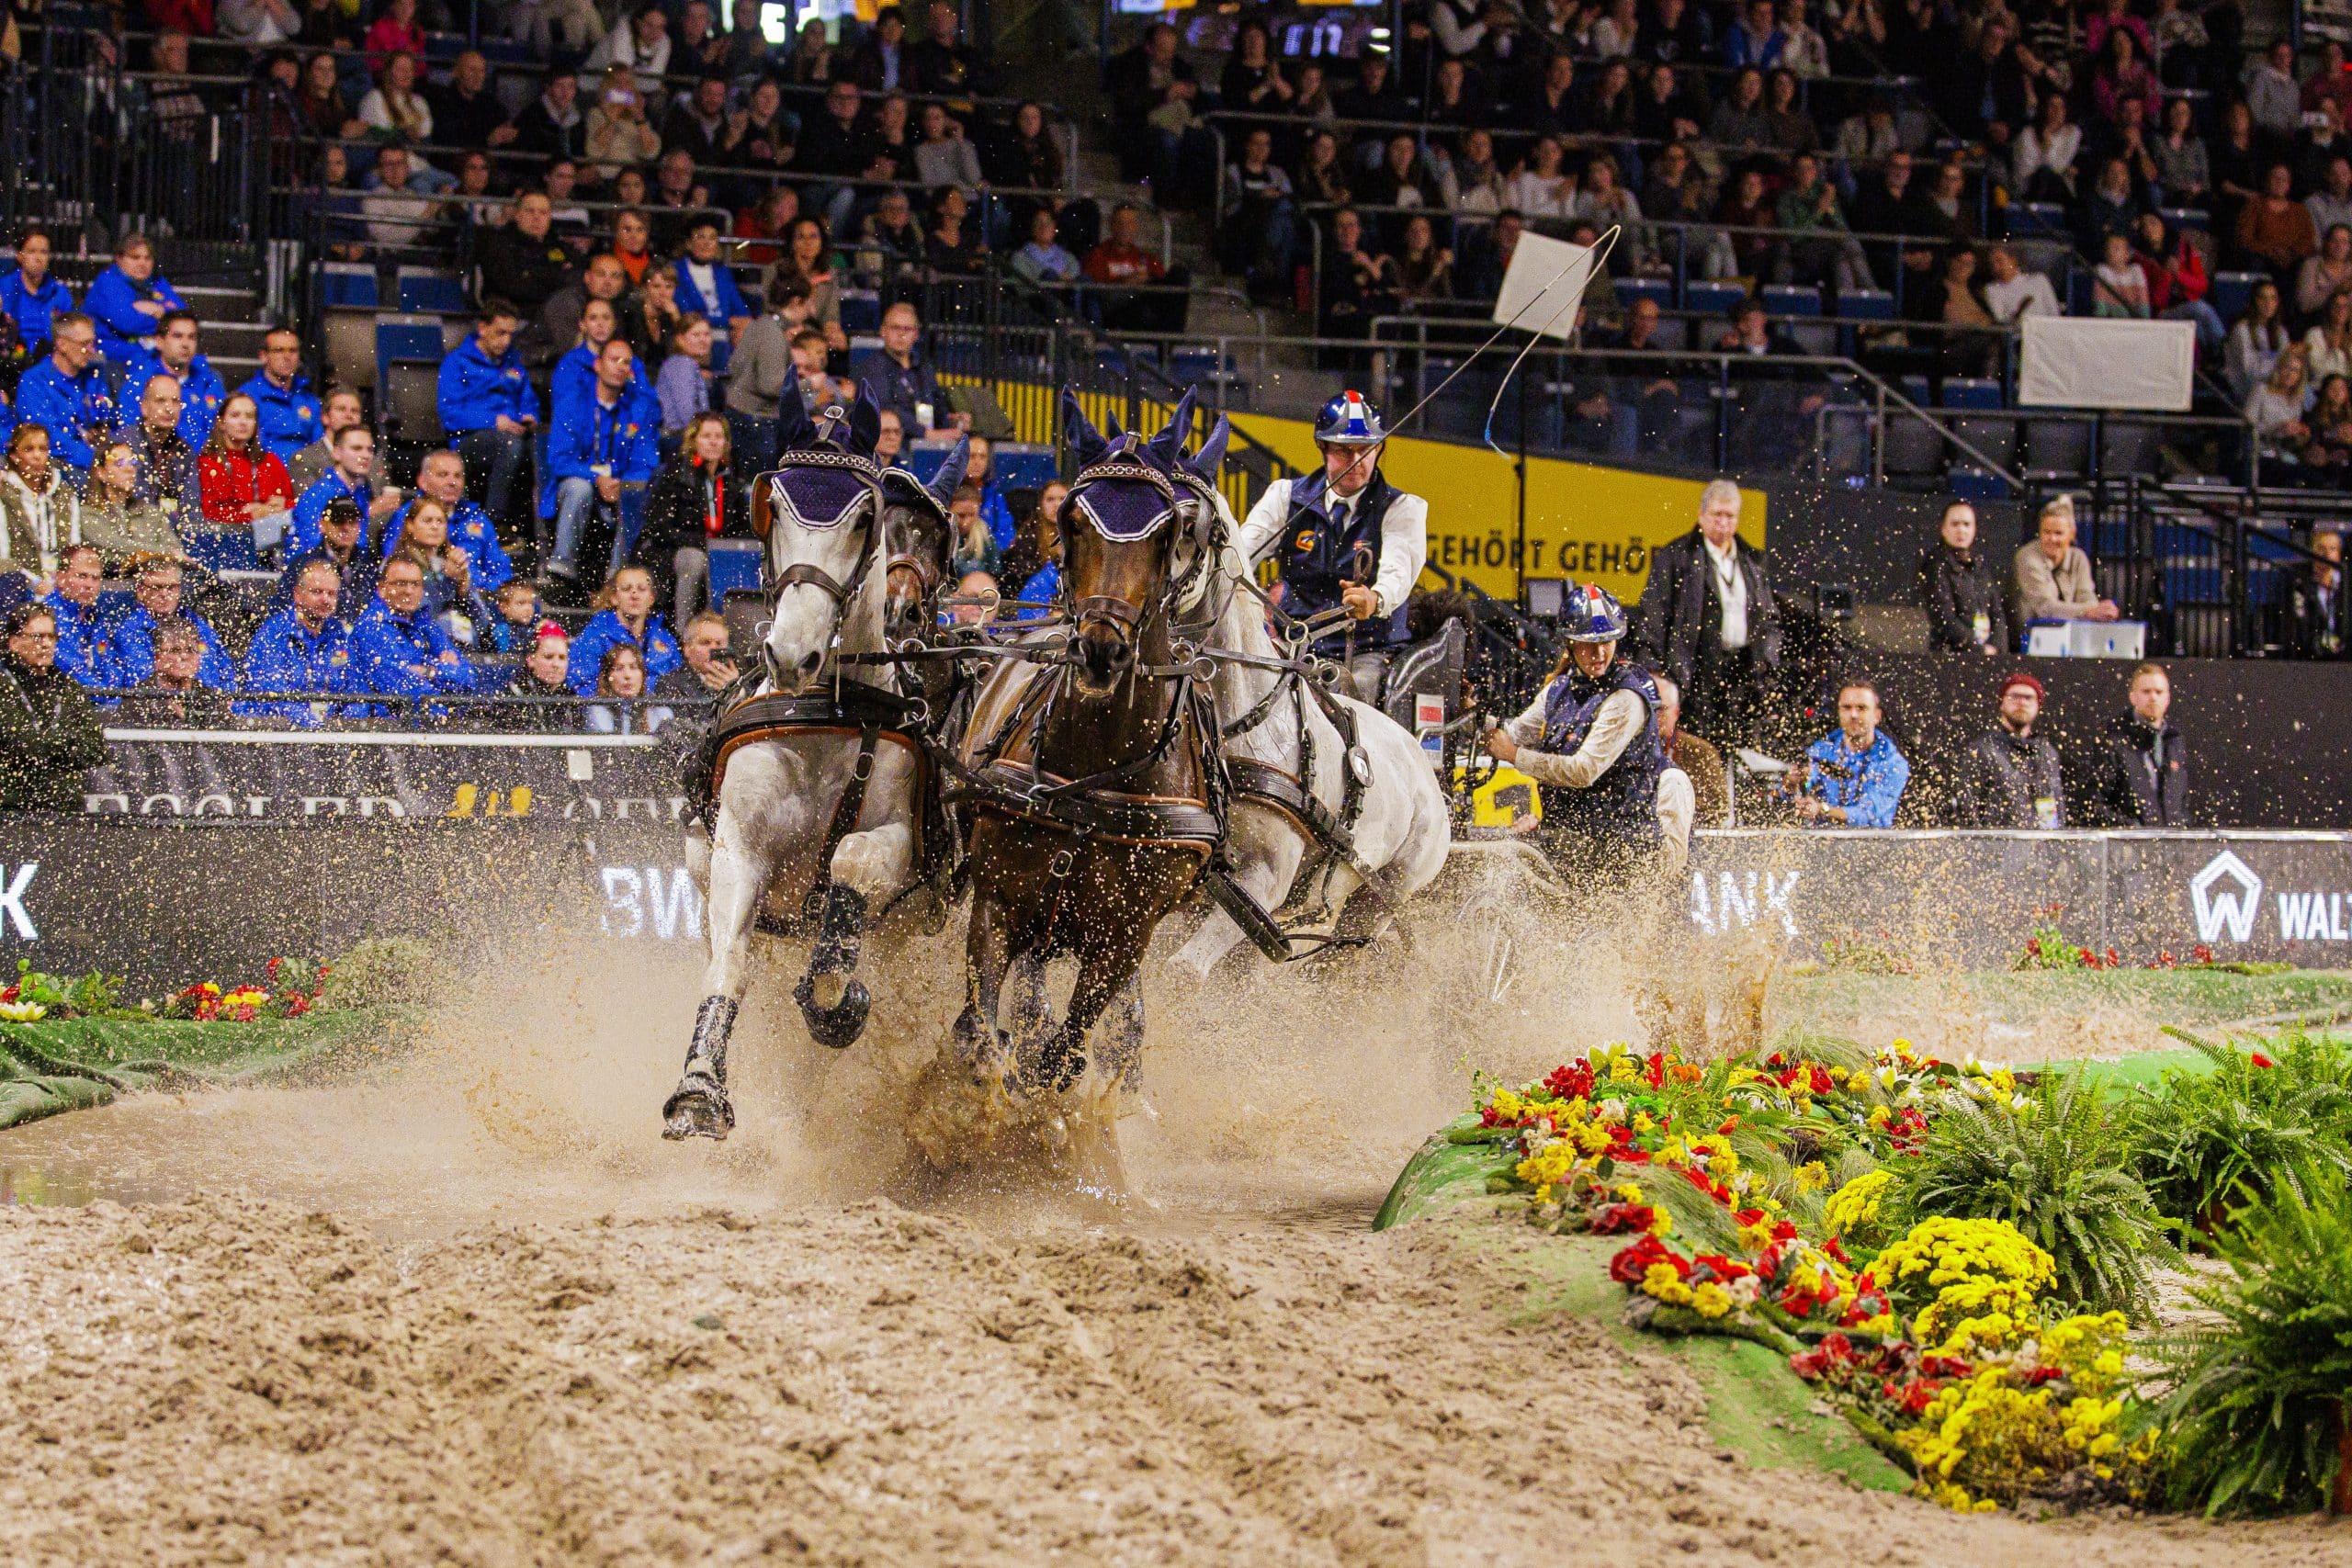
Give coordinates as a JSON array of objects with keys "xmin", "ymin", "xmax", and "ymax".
[
  {"xmin": 1, "ymin": 959, "xmax": 129, "ymax": 1021},
  {"xmin": 1462, "ymin": 1039, "xmax": 2168, "ymax": 1513},
  {"xmin": 157, "ymin": 958, "xmax": 325, "ymax": 1022}
]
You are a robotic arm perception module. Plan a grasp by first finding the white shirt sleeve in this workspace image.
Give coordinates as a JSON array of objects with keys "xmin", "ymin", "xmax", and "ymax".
[
  {"xmin": 1502, "ymin": 684, "xmax": 1552, "ymax": 747},
  {"xmin": 1374, "ymin": 491, "xmax": 1429, "ymax": 619},
  {"xmin": 1235, "ymin": 478, "xmax": 1294, "ymax": 570},
  {"xmin": 1656, "ymin": 766, "xmax": 1694, "ymax": 871},
  {"xmin": 1512, "ymin": 686, "xmax": 1647, "ymax": 789}
]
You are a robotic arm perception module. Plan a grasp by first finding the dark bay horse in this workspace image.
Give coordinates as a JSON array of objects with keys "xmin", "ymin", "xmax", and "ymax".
[{"xmin": 949, "ymin": 392, "xmax": 1221, "ymax": 1095}]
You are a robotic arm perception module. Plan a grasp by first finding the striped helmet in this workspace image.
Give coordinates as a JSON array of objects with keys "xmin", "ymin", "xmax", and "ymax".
[
  {"xmin": 1559, "ymin": 583, "xmax": 1629, "ymax": 643},
  {"xmin": 1313, "ymin": 389, "xmax": 1387, "ymax": 446}
]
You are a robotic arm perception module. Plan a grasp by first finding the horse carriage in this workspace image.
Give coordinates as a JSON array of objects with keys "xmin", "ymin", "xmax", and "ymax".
[{"xmin": 658, "ymin": 387, "xmax": 1453, "ymax": 1143}]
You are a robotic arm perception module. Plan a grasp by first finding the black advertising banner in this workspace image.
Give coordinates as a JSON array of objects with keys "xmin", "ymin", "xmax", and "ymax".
[
  {"xmin": 5, "ymin": 815, "xmax": 2351, "ymax": 993},
  {"xmin": 1682, "ymin": 830, "xmax": 2352, "ymax": 968},
  {"xmin": 85, "ymin": 731, "xmax": 692, "ymax": 826}
]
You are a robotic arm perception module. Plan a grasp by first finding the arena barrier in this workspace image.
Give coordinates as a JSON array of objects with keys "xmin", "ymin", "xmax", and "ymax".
[{"xmin": 5, "ymin": 791, "xmax": 2351, "ymax": 987}]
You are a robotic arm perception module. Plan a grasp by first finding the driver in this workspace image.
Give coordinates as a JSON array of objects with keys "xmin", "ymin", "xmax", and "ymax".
[
  {"xmin": 1233, "ymin": 389, "xmax": 1429, "ymax": 705},
  {"xmin": 1479, "ymin": 583, "xmax": 1685, "ymax": 875}
]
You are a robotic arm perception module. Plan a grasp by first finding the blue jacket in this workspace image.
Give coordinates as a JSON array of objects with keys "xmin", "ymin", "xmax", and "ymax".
[
  {"xmin": 550, "ymin": 341, "xmax": 654, "ymax": 429},
  {"xmin": 540, "ymin": 382, "xmax": 662, "ymax": 518},
  {"xmin": 289, "ymin": 469, "xmax": 380, "ymax": 560},
  {"xmin": 349, "ymin": 597, "xmax": 480, "ymax": 704},
  {"xmin": 269, "ymin": 547, "xmax": 380, "ymax": 625},
  {"xmin": 980, "ymin": 483, "xmax": 1017, "ymax": 553},
  {"xmin": 564, "ymin": 607, "xmax": 682, "ymax": 694},
  {"xmin": 83, "ymin": 265, "xmax": 187, "ymax": 365},
  {"xmin": 239, "ymin": 372, "xmax": 323, "ymax": 462},
  {"xmin": 436, "ymin": 334, "xmax": 539, "ymax": 433},
  {"xmin": 1534, "ymin": 660, "xmax": 1665, "ymax": 848},
  {"xmin": 1800, "ymin": 730, "xmax": 1910, "ymax": 829},
  {"xmin": 237, "ymin": 606, "xmax": 356, "ymax": 727},
  {"xmin": 42, "ymin": 592, "xmax": 119, "ymax": 688},
  {"xmin": 673, "ymin": 255, "xmax": 750, "ymax": 329},
  {"xmin": 1012, "ymin": 560, "xmax": 1059, "ymax": 621},
  {"xmin": 135, "ymin": 354, "xmax": 230, "ymax": 449},
  {"xmin": 849, "ymin": 345, "xmax": 944, "ymax": 434},
  {"xmin": 0, "ymin": 269, "xmax": 73, "ymax": 347},
  {"xmin": 383, "ymin": 495, "xmax": 514, "ymax": 592},
  {"xmin": 109, "ymin": 605, "xmax": 235, "ymax": 689},
  {"xmin": 16, "ymin": 359, "xmax": 120, "ymax": 469}
]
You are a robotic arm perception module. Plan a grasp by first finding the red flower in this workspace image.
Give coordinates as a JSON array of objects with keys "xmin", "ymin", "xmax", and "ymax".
[
  {"xmin": 1544, "ymin": 1061, "xmax": 1596, "ymax": 1101},
  {"xmin": 1772, "ymin": 1220, "xmax": 1799, "ymax": 1243},
  {"xmin": 1643, "ymin": 1052, "xmax": 1666, "ymax": 1089},
  {"xmin": 1736, "ymin": 1207, "xmax": 1767, "ymax": 1227},
  {"xmin": 2022, "ymin": 1365, "xmax": 2065, "ymax": 1385},
  {"xmin": 1609, "ymin": 1234, "xmax": 1687, "ymax": 1283},
  {"xmin": 1807, "ymin": 1065, "xmax": 1836, "ymax": 1096},
  {"xmin": 2252, "ymin": 1052, "xmax": 2277, "ymax": 1069},
  {"xmin": 1590, "ymin": 1202, "xmax": 1658, "ymax": 1235},
  {"xmin": 1918, "ymin": 1356, "xmax": 1974, "ymax": 1380},
  {"xmin": 1823, "ymin": 1237, "xmax": 1854, "ymax": 1267},
  {"xmin": 1692, "ymin": 1252, "xmax": 1752, "ymax": 1280},
  {"xmin": 1896, "ymin": 1380, "xmax": 1943, "ymax": 1415},
  {"xmin": 2192, "ymin": 944, "xmax": 2213, "ymax": 963},
  {"xmin": 1716, "ymin": 1115, "xmax": 1740, "ymax": 1135},
  {"xmin": 1789, "ymin": 1333, "xmax": 1857, "ymax": 1382}
]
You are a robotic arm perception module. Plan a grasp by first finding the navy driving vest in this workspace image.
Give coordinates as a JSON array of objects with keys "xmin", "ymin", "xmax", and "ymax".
[
  {"xmin": 1536, "ymin": 660, "xmax": 1665, "ymax": 847},
  {"xmin": 1278, "ymin": 469, "xmax": 1410, "ymax": 652}
]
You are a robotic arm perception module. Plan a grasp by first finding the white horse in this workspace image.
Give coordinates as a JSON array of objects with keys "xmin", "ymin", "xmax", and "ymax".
[
  {"xmin": 662, "ymin": 399, "xmax": 965, "ymax": 1141},
  {"xmin": 1163, "ymin": 417, "xmax": 1453, "ymax": 977}
]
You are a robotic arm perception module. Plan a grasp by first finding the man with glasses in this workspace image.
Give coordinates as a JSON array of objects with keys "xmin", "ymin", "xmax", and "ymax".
[
  {"xmin": 240, "ymin": 328, "xmax": 324, "ymax": 464},
  {"xmin": 15, "ymin": 312, "xmax": 117, "ymax": 470},
  {"xmin": 112, "ymin": 558, "xmax": 235, "ymax": 689},
  {"xmin": 851, "ymin": 301, "xmax": 965, "ymax": 438},
  {"xmin": 350, "ymin": 554, "xmax": 481, "ymax": 712}
]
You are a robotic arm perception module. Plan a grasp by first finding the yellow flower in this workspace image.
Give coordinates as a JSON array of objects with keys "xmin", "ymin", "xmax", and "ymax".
[
  {"xmin": 1792, "ymin": 1160, "xmax": 1830, "ymax": 1193},
  {"xmin": 0, "ymin": 999, "xmax": 45, "ymax": 1023},
  {"xmin": 1690, "ymin": 1282, "xmax": 1733, "ymax": 1319},
  {"xmin": 1641, "ymin": 1263, "xmax": 1692, "ymax": 1305}
]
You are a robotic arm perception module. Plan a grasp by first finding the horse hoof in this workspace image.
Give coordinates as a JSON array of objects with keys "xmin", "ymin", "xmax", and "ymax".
[
  {"xmin": 1024, "ymin": 1032, "xmax": 1087, "ymax": 1097},
  {"xmin": 662, "ymin": 1077, "xmax": 735, "ymax": 1141},
  {"xmin": 795, "ymin": 973, "xmax": 870, "ymax": 1050}
]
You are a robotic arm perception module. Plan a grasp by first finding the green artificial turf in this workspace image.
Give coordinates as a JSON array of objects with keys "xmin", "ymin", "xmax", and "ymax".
[
  {"xmin": 0, "ymin": 1007, "xmax": 413, "ymax": 1130},
  {"xmin": 1784, "ymin": 969, "xmax": 2352, "ymax": 1032}
]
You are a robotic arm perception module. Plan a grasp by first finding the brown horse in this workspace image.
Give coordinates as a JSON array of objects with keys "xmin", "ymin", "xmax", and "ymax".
[{"xmin": 948, "ymin": 392, "xmax": 1220, "ymax": 1095}]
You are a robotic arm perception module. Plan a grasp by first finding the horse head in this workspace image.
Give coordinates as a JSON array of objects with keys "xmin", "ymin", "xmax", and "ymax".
[
  {"xmin": 755, "ymin": 387, "xmax": 887, "ymax": 693},
  {"xmin": 876, "ymin": 433, "xmax": 966, "ymax": 642},
  {"xmin": 1058, "ymin": 388, "xmax": 1194, "ymax": 694}
]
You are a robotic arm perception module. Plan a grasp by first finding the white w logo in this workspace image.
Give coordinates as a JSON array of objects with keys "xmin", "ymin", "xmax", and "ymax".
[{"xmin": 2191, "ymin": 851, "xmax": 2263, "ymax": 945}]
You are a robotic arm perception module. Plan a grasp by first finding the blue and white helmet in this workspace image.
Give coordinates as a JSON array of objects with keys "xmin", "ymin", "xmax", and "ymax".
[
  {"xmin": 1313, "ymin": 389, "xmax": 1387, "ymax": 446},
  {"xmin": 1559, "ymin": 583, "xmax": 1629, "ymax": 644}
]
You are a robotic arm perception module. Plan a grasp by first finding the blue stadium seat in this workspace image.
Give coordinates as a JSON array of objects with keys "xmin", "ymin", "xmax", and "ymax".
[
  {"xmin": 992, "ymin": 445, "xmax": 1058, "ymax": 488},
  {"xmin": 1939, "ymin": 378, "xmax": 2005, "ymax": 411},
  {"xmin": 2023, "ymin": 417, "xmax": 2094, "ymax": 477},
  {"xmin": 1761, "ymin": 284, "xmax": 1823, "ymax": 316},
  {"xmin": 2209, "ymin": 271, "xmax": 2262, "ymax": 323},
  {"xmin": 1092, "ymin": 344, "xmax": 1129, "ymax": 377},
  {"xmin": 1614, "ymin": 276, "xmax": 1673, "ymax": 310},
  {"xmin": 1948, "ymin": 466, "xmax": 2013, "ymax": 502},
  {"xmin": 2158, "ymin": 207, "xmax": 2211, "ymax": 234},
  {"xmin": 1168, "ymin": 344, "xmax": 1223, "ymax": 385},
  {"xmin": 322, "ymin": 263, "xmax": 379, "ymax": 310},
  {"xmin": 396, "ymin": 268, "xmax": 467, "ymax": 315},
  {"xmin": 1835, "ymin": 288, "xmax": 1895, "ymax": 320},
  {"xmin": 839, "ymin": 290, "xmax": 882, "ymax": 333},
  {"xmin": 2098, "ymin": 420, "xmax": 2163, "ymax": 478},
  {"xmin": 374, "ymin": 317, "xmax": 441, "ymax": 369},
  {"xmin": 2010, "ymin": 202, "xmax": 2069, "ymax": 236},
  {"xmin": 1685, "ymin": 279, "xmax": 1748, "ymax": 318},
  {"xmin": 185, "ymin": 526, "xmax": 262, "ymax": 573}
]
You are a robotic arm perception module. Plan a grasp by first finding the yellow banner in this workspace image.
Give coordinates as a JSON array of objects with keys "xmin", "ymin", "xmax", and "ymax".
[{"xmin": 1228, "ymin": 413, "xmax": 1767, "ymax": 603}]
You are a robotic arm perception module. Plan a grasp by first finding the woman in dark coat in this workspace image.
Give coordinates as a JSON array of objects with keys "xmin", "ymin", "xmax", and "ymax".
[
  {"xmin": 0, "ymin": 602, "xmax": 107, "ymax": 812},
  {"xmin": 636, "ymin": 412, "xmax": 752, "ymax": 628},
  {"xmin": 1917, "ymin": 498, "xmax": 2012, "ymax": 655}
]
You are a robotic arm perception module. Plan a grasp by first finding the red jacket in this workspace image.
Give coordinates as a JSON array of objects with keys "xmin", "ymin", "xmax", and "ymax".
[
  {"xmin": 146, "ymin": 0, "xmax": 215, "ymax": 35},
  {"xmin": 198, "ymin": 447, "xmax": 294, "ymax": 528}
]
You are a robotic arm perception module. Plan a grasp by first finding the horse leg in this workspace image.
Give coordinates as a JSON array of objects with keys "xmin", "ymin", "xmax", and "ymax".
[
  {"xmin": 1096, "ymin": 967, "xmax": 1146, "ymax": 1089},
  {"xmin": 1032, "ymin": 927, "xmax": 1151, "ymax": 1096},
  {"xmin": 663, "ymin": 824, "xmax": 764, "ymax": 1141},
  {"xmin": 794, "ymin": 819, "xmax": 911, "ymax": 1049},
  {"xmin": 955, "ymin": 885, "xmax": 1019, "ymax": 1086}
]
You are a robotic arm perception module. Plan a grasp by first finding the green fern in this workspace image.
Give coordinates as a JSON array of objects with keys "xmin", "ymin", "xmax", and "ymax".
[
  {"xmin": 2126, "ymin": 1031, "xmax": 2352, "ymax": 1229},
  {"xmin": 1892, "ymin": 1067, "xmax": 2177, "ymax": 1319},
  {"xmin": 2156, "ymin": 1172, "xmax": 2352, "ymax": 1517}
]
